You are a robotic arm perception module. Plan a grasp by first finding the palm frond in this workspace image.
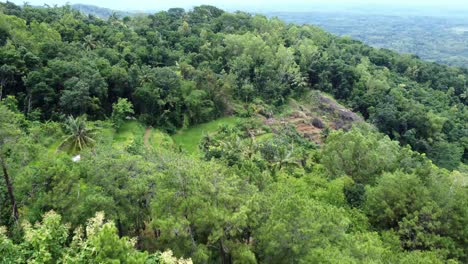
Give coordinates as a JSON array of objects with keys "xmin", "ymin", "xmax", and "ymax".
[{"xmin": 57, "ymin": 115, "xmax": 98, "ymax": 153}]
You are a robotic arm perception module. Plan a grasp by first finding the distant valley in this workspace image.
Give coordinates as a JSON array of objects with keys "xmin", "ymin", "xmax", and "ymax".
[{"xmin": 268, "ymin": 12, "xmax": 468, "ymax": 68}]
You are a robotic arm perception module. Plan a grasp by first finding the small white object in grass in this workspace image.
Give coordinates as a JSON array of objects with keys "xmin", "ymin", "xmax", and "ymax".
[{"xmin": 72, "ymin": 155, "xmax": 81, "ymax": 162}]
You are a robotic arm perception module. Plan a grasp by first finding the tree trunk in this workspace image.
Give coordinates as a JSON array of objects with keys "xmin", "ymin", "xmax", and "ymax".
[
  {"xmin": 117, "ymin": 218, "xmax": 124, "ymax": 237},
  {"xmin": 1, "ymin": 157, "xmax": 18, "ymax": 223},
  {"xmin": 219, "ymin": 240, "xmax": 232, "ymax": 264},
  {"xmin": 27, "ymin": 92, "xmax": 32, "ymax": 115}
]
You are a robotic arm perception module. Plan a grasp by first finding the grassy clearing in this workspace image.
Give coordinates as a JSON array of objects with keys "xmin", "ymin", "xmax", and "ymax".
[
  {"xmin": 172, "ymin": 116, "xmax": 241, "ymax": 155},
  {"xmin": 48, "ymin": 118, "xmax": 239, "ymax": 156},
  {"xmin": 112, "ymin": 120, "xmax": 175, "ymax": 150},
  {"xmin": 47, "ymin": 139, "xmax": 63, "ymax": 155},
  {"xmin": 256, "ymin": 132, "xmax": 274, "ymax": 142},
  {"xmin": 148, "ymin": 129, "xmax": 174, "ymax": 149},
  {"xmin": 112, "ymin": 120, "xmax": 145, "ymax": 149}
]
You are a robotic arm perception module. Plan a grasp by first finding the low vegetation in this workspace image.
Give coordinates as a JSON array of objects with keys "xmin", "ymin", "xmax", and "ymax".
[{"xmin": 0, "ymin": 2, "xmax": 467, "ymax": 263}]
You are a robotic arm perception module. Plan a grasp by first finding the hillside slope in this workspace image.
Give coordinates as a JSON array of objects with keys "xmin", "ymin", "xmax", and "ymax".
[
  {"xmin": 0, "ymin": 3, "xmax": 467, "ymax": 263},
  {"xmin": 2, "ymin": 2, "xmax": 466, "ymax": 168},
  {"xmin": 269, "ymin": 12, "xmax": 468, "ymax": 68}
]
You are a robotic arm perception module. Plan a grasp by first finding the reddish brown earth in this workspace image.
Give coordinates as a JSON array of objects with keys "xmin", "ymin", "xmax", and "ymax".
[{"xmin": 262, "ymin": 91, "xmax": 363, "ymax": 145}]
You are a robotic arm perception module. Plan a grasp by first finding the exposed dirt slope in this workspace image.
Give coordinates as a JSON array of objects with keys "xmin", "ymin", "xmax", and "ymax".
[{"xmin": 263, "ymin": 91, "xmax": 363, "ymax": 145}]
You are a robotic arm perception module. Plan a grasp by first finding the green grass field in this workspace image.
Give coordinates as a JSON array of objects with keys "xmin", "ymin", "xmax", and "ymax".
[
  {"xmin": 146, "ymin": 128, "xmax": 174, "ymax": 150},
  {"xmin": 172, "ymin": 116, "xmax": 240, "ymax": 155},
  {"xmin": 112, "ymin": 120, "xmax": 175, "ymax": 150},
  {"xmin": 50, "ymin": 118, "xmax": 239, "ymax": 157},
  {"xmin": 112, "ymin": 120, "xmax": 145, "ymax": 149},
  {"xmin": 113, "ymin": 118, "xmax": 241, "ymax": 154}
]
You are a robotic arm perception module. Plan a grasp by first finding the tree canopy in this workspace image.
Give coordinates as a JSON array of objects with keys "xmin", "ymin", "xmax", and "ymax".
[{"xmin": 0, "ymin": 2, "xmax": 467, "ymax": 263}]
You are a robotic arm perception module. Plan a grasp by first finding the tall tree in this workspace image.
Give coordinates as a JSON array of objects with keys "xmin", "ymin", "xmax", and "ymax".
[
  {"xmin": 58, "ymin": 115, "xmax": 97, "ymax": 152},
  {"xmin": 0, "ymin": 104, "xmax": 21, "ymax": 223},
  {"xmin": 111, "ymin": 98, "xmax": 134, "ymax": 129}
]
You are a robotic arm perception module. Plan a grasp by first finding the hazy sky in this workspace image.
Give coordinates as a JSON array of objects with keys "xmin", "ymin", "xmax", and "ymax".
[{"xmin": 3, "ymin": 0, "xmax": 468, "ymax": 12}]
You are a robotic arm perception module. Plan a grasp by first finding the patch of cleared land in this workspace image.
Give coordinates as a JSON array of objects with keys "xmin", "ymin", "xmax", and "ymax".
[
  {"xmin": 172, "ymin": 116, "xmax": 241, "ymax": 155},
  {"xmin": 263, "ymin": 91, "xmax": 363, "ymax": 145}
]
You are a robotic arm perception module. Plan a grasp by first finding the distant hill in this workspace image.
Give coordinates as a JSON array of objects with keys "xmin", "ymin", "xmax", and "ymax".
[
  {"xmin": 68, "ymin": 3, "xmax": 468, "ymax": 68},
  {"xmin": 70, "ymin": 3, "xmax": 137, "ymax": 18},
  {"xmin": 267, "ymin": 12, "xmax": 468, "ymax": 68}
]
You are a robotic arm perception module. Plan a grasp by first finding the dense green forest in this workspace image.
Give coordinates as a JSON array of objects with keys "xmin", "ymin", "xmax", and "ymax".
[
  {"xmin": 270, "ymin": 12, "xmax": 468, "ymax": 68},
  {"xmin": 0, "ymin": 2, "xmax": 467, "ymax": 263},
  {"xmin": 53, "ymin": 4, "xmax": 468, "ymax": 68}
]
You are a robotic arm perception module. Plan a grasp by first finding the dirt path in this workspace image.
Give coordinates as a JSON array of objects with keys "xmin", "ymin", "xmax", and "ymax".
[{"xmin": 144, "ymin": 127, "xmax": 151, "ymax": 148}]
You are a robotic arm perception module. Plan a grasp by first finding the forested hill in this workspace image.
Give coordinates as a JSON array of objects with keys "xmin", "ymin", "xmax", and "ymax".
[
  {"xmin": 1, "ymin": 1, "xmax": 466, "ymax": 168},
  {"xmin": 269, "ymin": 11, "xmax": 468, "ymax": 68},
  {"xmin": 60, "ymin": 3, "xmax": 468, "ymax": 69},
  {"xmin": 0, "ymin": 2, "xmax": 467, "ymax": 263},
  {"xmin": 70, "ymin": 4, "xmax": 134, "ymax": 18}
]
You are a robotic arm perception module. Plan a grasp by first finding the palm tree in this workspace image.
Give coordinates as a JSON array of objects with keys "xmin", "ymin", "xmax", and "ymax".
[
  {"xmin": 58, "ymin": 116, "xmax": 97, "ymax": 152},
  {"xmin": 82, "ymin": 34, "xmax": 98, "ymax": 51},
  {"xmin": 261, "ymin": 142, "xmax": 300, "ymax": 175},
  {"xmin": 240, "ymin": 136, "xmax": 258, "ymax": 160},
  {"xmin": 271, "ymin": 147, "xmax": 300, "ymax": 173}
]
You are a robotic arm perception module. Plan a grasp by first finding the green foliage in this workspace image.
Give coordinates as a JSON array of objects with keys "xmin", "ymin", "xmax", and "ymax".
[
  {"xmin": 111, "ymin": 97, "xmax": 134, "ymax": 129},
  {"xmin": 0, "ymin": 211, "xmax": 184, "ymax": 263},
  {"xmin": 322, "ymin": 127, "xmax": 400, "ymax": 184},
  {"xmin": 253, "ymin": 179, "xmax": 350, "ymax": 263},
  {"xmin": 0, "ymin": 104, "xmax": 22, "ymax": 148},
  {"xmin": 0, "ymin": 103, "xmax": 23, "ymax": 226},
  {"xmin": 112, "ymin": 120, "xmax": 145, "ymax": 149},
  {"xmin": 150, "ymin": 151, "xmax": 256, "ymax": 263},
  {"xmin": 173, "ymin": 116, "xmax": 240, "ymax": 155},
  {"xmin": 59, "ymin": 115, "xmax": 97, "ymax": 152},
  {"xmin": 0, "ymin": 226, "xmax": 20, "ymax": 263},
  {"xmin": 273, "ymin": 12, "xmax": 468, "ymax": 68},
  {"xmin": 20, "ymin": 211, "xmax": 69, "ymax": 263},
  {"xmin": 428, "ymin": 140, "xmax": 464, "ymax": 170},
  {"xmin": 364, "ymin": 170, "xmax": 467, "ymax": 260},
  {"xmin": 344, "ymin": 183, "xmax": 366, "ymax": 208},
  {"xmin": 67, "ymin": 212, "xmax": 148, "ymax": 263},
  {"xmin": 0, "ymin": 2, "xmax": 466, "ymax": 167},
  {"xmin": 365, "ymin": 171, "xmax": 430, "ymax": 229},
  {"xmin": 0, "ymin": 2, "xmax": 467, "ymax": 263},
  {"xmin": 133, "ymin": 67, "xmax": 185, "ymax": 130}
]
